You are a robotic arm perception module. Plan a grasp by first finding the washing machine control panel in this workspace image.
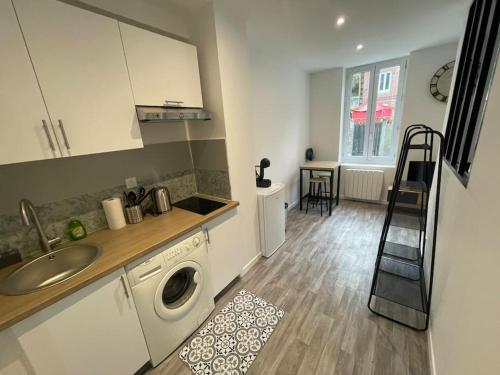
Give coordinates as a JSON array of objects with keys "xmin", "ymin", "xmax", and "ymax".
[
  {"xmin": 192, "ymin": 236, "xmax": 201, "ymax": 247},
  {"xmin": 163, "ymin": 233, "xmax": 204, "ymax": 267},
  {"xmin": 126, "ymin": 231, "xmax": 206, "ymax": 286}
]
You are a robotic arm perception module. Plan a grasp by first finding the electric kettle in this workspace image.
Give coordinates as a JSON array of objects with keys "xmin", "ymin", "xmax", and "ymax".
[{"xmin": 150, "ymin": 186, "xmax": 172, "ymax": 215}]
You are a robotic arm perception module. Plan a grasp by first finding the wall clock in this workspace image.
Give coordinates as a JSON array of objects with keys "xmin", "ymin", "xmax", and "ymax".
[{"xmin": 430, "ymin": 61, "xmax": 455, "ymax": 102}]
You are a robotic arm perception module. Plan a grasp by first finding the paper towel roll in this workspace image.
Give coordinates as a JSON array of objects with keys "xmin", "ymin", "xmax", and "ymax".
[{"xmin": 102, "ymin": 197, "xmax": 126, "ymax": 230}]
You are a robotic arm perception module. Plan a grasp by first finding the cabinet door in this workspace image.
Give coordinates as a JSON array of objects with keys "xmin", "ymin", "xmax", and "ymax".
[
  {"xmin": 120, "ymin": 22, "xmax": 203, "ymax": 108},
  {"xmin": 203, "ymin": 209, "xmax": 245, "ymax": 296},
  {"xmin": 13, "ymin": 0, "xmax": 143, "ymax": 158},
  {"xmin": 10, "ymin": 268, "xmax": 149, "ymax": 375},
  {"xmin": 0, "ymin": 0, "xmax": 60, "ymax": 165},
  {"xmin": 263, "ymin": 188, "xmax": 286, "ymax": 254}
]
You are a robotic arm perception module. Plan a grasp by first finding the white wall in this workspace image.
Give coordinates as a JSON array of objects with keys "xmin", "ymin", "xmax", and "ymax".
[
  {"xmin": 309, "ymin": 67, "xmax": 343, "ymax": 161},
  {"xmin": 308, "ymin": 43, "xmax": 458, "ymax": 201},
  {"xmin": 429, "ymin": 54, "xmax": 500, "ymax": 375},
  {"xmin": 186, "ymin": 3, "xmax": 227, "ymax": 141},
  {"xmin": 250, "ymin": 51, "xmax": 309, "ymax": 206},
  {"xmin": 397, "ymin": 42, "xmax": 459, "ymax": 170},
  {"xmin": 400, "ymin": 43, "xmax": 458, "ymax": 134},
  {"xmin": 211, "ymin": 0, "xmax": 260, "ymax": 267},
  {"xmin": 186, "ymin": 0, "xmax": 262, "ymax": 270}
]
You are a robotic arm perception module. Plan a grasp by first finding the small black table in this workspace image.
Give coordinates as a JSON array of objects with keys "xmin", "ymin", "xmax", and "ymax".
[{"xmin": 299, "ymin": 161, "xmax": 341, "ymax": 216}]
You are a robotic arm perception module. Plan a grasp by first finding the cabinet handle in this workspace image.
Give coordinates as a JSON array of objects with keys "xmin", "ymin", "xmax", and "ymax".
[
  {"xmin": 58, "ymin": 120, "xmax": 71, "ymax": 150},
  {"xmin": 120, "ymin": 276, "xmax": 130, "ymax": 299},
  {"xmin": 42, "ymin": 120, "xmax": 55, "ymax": 151},
  {"xmin": 164, "ymin": 100, "xmax": 184, "ymax": 106},
  {"xmin": 204, "ymin": 229, "xmax": 210, "ymax": 244}
]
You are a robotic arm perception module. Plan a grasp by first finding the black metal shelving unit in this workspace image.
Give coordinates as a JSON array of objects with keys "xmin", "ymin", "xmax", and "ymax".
[{"xmin": 368, "ymin": 124, "xmax": 444, "ymax": 331}]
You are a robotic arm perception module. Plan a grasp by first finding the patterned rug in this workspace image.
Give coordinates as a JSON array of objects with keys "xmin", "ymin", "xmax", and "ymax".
[{"xmin": 180, "ymin": 289, "xmax": 285, "ymax": 374}]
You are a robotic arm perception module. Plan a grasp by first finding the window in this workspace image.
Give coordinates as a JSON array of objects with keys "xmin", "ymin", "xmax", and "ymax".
[
  {"xmin": 379, "ymin": 71, "xmax": 392, "ymax": 92},
  {"xmin": 444, "ymin": 0, "xmax": 499, "ymax": 185},
  {"xmin": 342, "ymin": 57, "xmax": 407, "ymax": 165},
  {"xmin": 351, "ymin": 73, "xmax": 361, "ymax": 107}
]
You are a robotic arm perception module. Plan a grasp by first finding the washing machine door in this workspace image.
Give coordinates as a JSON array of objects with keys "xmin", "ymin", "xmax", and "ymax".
[{"xmin": 154, "ymin": 260, "xmax": 204, "ymax": 320}]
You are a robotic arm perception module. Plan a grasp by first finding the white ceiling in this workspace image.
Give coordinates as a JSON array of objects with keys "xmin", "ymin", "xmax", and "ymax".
[{"xmin": 159, "ymin": 0, "xmax": 471, "ymax": 71}]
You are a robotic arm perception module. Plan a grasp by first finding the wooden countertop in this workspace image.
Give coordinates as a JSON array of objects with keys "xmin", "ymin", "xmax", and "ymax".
[{"xmin": 0, "ymin": 194, "xmax": 239, "ymax": 331}]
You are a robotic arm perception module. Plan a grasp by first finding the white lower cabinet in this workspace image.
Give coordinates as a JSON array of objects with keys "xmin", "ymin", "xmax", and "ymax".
[
  {"xmin": 1, "ymin": 268, "xmax": 149, "ymax": 375},
  {"xmin": 203, "ymin": 209, "xmax": 245, "ymax": 297}
]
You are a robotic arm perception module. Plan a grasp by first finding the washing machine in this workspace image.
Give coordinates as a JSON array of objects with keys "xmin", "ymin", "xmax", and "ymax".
[{"xmin": 126, "ymin": 229, "xmax": 215, "ymax": 367}]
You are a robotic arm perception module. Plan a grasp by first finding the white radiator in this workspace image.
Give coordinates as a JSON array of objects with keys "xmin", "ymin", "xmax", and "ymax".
[{"xmin": 344, "ymin": 169, "xmax": 384, "ymax": 201}]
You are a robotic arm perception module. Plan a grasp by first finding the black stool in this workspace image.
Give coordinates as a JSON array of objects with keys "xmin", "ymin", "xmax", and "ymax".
[
  {"xmin": 306, "ymin": 177, "xmax": 327, "ymax": 216},
  {"xmin": 315, "ymin": 172, "xmax": 330, "ymax": 195}
]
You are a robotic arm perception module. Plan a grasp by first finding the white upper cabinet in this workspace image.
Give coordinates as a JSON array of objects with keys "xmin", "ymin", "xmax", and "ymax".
[
  {"xmin": 13, "ymin": 0, "xmax": 143, "ymax": 158},
  {"xmin": 0, "ymin": 0, "xmax": 60, "ymax": 165},
  {"xmin": 120, "ymin": 22, "xmax": 203, "ymax": 108}
]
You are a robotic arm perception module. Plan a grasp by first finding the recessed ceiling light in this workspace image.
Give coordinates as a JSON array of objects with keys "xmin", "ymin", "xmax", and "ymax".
[
  {"xmin": 336, "ymin": 16, "xmax": 345, "ymax": 26},
  {"xmin": 356, "ymin": 44, "xmax": 364, "ymax": 51}
]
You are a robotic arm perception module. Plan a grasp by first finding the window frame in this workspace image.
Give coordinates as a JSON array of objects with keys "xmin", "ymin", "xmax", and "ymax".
[
  {"xmin": 342, "ymin": 56, "xmax": 408, "ymax": 166},
  {"xmin": 444, "ymin": 0, "xmax": 499, "ymax": 186},
  {"xmin": 378, "ymin": 71, "xmax": 392, "ymax": 93}
]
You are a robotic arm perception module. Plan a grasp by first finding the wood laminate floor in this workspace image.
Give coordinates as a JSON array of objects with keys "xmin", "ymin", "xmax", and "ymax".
[{"xmin": 148, "ymin": 201, "xmax": 430, "ymax": 375}]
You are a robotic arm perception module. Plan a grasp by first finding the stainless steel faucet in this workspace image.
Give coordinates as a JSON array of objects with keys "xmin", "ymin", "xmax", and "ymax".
[{"xmin": 19, "ymin": 199, "xmax": 61, "ymax": 253}]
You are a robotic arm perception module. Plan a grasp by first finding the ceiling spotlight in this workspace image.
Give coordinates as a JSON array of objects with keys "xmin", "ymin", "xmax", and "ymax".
[
  {"xmin": 356, "ymin": 44, "xmax": 364, "ymax": 51},
  {"xmin": 336, "ymin": 16, "xmax": 345, "ymax": 26}
]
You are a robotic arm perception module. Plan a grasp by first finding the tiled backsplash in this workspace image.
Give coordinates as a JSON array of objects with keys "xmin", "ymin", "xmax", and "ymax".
[
  {"xmin": 0, "ymin": 139, "xmax": 231, "ymax": 259},
  {"xmin": 195, "ymin": 169, "xmax": 231, "ymax": 198},
  {"xmin": 191, "ymin": 139, "xmax": 231, "ymax": 198},
  {"xmin": 0, "ymin": 169, "xmax": 197, "ymax": 257}
]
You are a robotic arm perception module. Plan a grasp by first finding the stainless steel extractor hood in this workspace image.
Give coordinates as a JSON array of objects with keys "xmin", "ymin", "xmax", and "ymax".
[{"xmin": 136, "ymin": 106, "xmax": 212, "ymax": 122}]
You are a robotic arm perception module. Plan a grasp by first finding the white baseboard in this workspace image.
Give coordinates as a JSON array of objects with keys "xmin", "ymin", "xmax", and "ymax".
[
  {"xmin": 294, "ymin": 195, "xmax": 387, "ymax": 206},
  {"xmin": 288, "ymin": 199, "xmax": 299, "ymax": 210},
  {"xmin": 342, "ymin": 196, "xmax": 386, "ymax": 205},
  {"xmin": 428, "ymin": 328, "xmax": 437, "ymax": 375},
  {"xmin": 240, "ymin": 253, "xmax": 261, "ymax": 277}
]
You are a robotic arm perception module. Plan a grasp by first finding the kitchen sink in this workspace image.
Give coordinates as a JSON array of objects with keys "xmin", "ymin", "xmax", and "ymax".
[{"xmin": 0, "ymin": 244, "xmax": 101, "ymax": 295}]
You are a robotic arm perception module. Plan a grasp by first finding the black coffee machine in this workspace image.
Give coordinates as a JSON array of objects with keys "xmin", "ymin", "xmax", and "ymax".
[{"xmin": 255, "ymin": 158, "xmax": 271, "ymax": 188}]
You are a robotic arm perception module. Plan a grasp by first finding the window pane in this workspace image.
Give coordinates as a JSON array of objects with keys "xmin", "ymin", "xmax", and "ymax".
[
  {"xmin": 343, "ymin": 58, "xmax": 406, "ymax": 164},
  {"xmin": 347, "ymin": 71, "xmax": 370, "ymax": 157},
  {"xmin": 372, "ymin": 66, "xmax": 400, "ymax": 157}
]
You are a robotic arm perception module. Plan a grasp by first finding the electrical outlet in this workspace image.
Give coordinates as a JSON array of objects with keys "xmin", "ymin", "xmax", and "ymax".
[{"xmin": 125, "ymin": 177, "xmax": 138, "ymax": 189}]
